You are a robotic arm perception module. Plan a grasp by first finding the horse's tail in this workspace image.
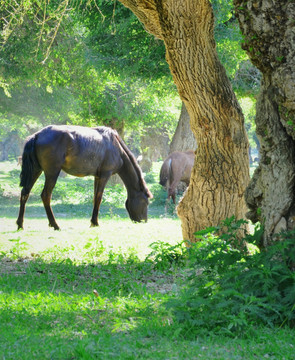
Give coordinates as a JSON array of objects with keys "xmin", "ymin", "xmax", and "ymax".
[
  {"xmin": 168, "ymin": 157, "xmax": 174, "ymax": 187},
  {"xmin": 20, "ymin": 135, "xmax": 41, "ymax": 188},
  {"xmin": 159, "ymin": 158, "xmax": 171, "ymax": 188},
  {"xmin": 115, "ymin": 133, "xmax": 153, "ymax": 199}
]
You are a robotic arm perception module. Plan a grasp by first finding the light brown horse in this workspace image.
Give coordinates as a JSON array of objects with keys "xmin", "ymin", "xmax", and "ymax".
[
  {"xmin": 159, "ymin": 150, "xmax": 194, "ymax": 205},
  {"xmin": 17, "ymin": 125, "xmax": 152, "ymax": 230}
]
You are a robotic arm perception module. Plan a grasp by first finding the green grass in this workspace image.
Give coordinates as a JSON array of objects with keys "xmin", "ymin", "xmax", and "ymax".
[
  {"xmin": 0, "ymin": 161, "xmax": 294, "ymax": 359},
  {"xmin": 1, "ymin": 218, "xmax": 181, "ymax": 260},
  {"xmin": 1, "ymin": 248, "xmax": 294, "ymax": 360}
]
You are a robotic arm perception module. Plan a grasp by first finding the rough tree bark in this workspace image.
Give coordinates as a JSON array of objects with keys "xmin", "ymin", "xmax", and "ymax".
[
  {"xmin": 119, "ymin": 0, "xmax": 250, "ymax": 241},
  {"xmin": 169, "ymin": 102, "xmax": 197, "ymax": 153},
  {"xmin": 234, "ymin": 0, "xmax": 295, "ymax": 247}
]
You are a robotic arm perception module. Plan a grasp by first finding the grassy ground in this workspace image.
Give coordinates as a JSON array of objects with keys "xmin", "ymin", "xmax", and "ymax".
[{"xmin": 0, "ymin": 160, "xmax": 294, "ymax": 359}]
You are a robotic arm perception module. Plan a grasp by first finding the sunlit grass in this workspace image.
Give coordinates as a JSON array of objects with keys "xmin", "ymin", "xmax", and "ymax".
[{"xmin": 0, "ymin": 218, "xmax": 182, "ymax": 260}]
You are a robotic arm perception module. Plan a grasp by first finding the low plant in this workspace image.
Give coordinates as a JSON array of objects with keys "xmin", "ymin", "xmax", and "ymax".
[
  {"xmin": 144, "ymin": 171, "xmax": 156, "ymax": 184},
  {"xmin": 102, "ymin": 183, "xmax": 126, "ymax": 207},
  {"xmin": 166, "ymin": 217, "xmax": 295, "ymax": 336},
  {"xmin": 83, "ymin": 237, "xmax": 106, "ymax": 261},
  {"xmin": 148, "ymin": 183, "xmax": 167, "ymax": 207},
  {"xmin": 145, "ymin": 240, "xmax": 186, "ymax": 270},
  {"xmin": 7, "ymin": 238, "xmax": 29, "ymax": 260}
]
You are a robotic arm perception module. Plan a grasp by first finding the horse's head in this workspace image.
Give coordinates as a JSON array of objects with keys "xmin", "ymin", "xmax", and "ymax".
[{"xmin": 125, "ymin": 192, "xmax": 150, "ymax": 222}]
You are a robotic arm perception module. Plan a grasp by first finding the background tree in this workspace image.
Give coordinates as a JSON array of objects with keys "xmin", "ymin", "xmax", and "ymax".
[
  {"xmin": 234, "ymin": 0, "xmax": 295, "ymax": 247},
  {"xmin": 118, "ymin": 0, "xmax": 250, "ymax": 241},
  {"xmin": 169, "ymin": 102, "xmax": 197, "ymax": 153}
]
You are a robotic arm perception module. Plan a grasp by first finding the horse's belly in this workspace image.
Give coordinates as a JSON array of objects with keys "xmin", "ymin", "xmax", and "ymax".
[
  {"xmin": 63, "ymin": 169, "xmax": 89, "ymax": 177},
  {"xmin": 62, "ymin": 156, "xmax": 98, "ymax": 177}
]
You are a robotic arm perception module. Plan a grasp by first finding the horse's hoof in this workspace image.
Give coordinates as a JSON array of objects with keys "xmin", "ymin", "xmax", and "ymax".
[
  {"xmin": 49, "ymin": 223, "xmax": 60, "ymax": 231},
  {"xmin": 16, "ymin": 221, "xmax": 23, "ymax": 231},
  {"xmin": 90, "ymin": 222, "xmax": 99, "ymax": 227}
]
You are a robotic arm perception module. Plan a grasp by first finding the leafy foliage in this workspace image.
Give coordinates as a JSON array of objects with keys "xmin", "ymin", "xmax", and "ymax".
[
  {"xmin": 0, "ymin": 0, "xmax": 259, "ymax": 161},
  {"xmin": 145, "ymin": 240, "xmax": 186, "ymax": 270},
  {"xmin": 166, "ymin": 217, "xmax": 295, "ymax": 336},
  {"xmin": 212, "ymin": 0, "xmax": 261, "ymax": 93},
  {"xmin": 77, "ymin": 0, "xmax": 169, "ymax": 78},
  {"xmin": 0, "ymin": 0, "xmax": 179, "ymax": 157}
]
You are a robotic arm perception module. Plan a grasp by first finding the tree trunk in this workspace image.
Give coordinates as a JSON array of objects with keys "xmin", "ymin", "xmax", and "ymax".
[
  {"xmin": 119, "ymin": 0, "xmax": 250, "ymax": 242},
  {"xmin": 169, "ymin": 102, "xmax": 197, "ymax": 153},
  {"xmin": 234, "ymin": 0, "xmax": 295, "ymax": 247}
]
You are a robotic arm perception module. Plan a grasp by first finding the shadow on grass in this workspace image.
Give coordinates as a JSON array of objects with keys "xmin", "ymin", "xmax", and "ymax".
[
  {"xmin": 1, "ymin": 255, "xmax": 294, "ymax": 360},
  {"xmin": 0, "ymin": 255, "xmax": 162, "ymax": 297},
  {"xmin": 0, "ymin": 254, "xmax": 180, "ymax": 359},
  {"xmin": 0, "ymin": 195, "xmax": 178, "ymax": 220},
  {"xmin": 0, "ymin": 200, "xmax": 129, "ymax": 220}
]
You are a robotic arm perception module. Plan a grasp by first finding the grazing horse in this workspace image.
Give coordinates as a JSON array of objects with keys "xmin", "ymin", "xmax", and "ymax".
[
  {"xmin": 16, "ymin": 125, "xmax": 153, "ymax": 230},
  {"xmin": 159, "ymin": 150, "xmax": 194, "ymax": 205}
]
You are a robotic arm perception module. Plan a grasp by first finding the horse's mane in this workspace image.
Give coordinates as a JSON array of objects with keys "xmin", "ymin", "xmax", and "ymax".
[
  {"xmin": 93, "ymin": 126, "xmax": 152, "ymax": 198},
  {"xmin": 114, "ymin": 132, "xmax": 153, "ymax": 199}
]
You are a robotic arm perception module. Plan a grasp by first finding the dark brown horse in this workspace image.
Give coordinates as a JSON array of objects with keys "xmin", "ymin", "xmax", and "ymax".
[
  {"xmin": 159, "ymin": 150, "xmax": 194, "ymax": 205},
  {"xmin": 17, "ymin": 125, "xmax": 152, "ymax": 230}
]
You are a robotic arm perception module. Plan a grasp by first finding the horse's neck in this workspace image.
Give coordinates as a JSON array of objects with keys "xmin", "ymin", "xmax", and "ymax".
[{"xmin": 118, "ymin": 155, "xmax": 141, "ymax": 195}]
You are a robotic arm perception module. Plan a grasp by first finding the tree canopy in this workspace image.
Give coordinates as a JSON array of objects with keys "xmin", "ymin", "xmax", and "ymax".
[{"xmin": 0, "ymin": 0, "xmax": 258, "ymax": 157}]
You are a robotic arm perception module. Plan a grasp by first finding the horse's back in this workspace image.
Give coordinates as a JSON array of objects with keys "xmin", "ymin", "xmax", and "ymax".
[
  {"xmin": 168, "ymin": 150, "xmax": 194, "ymax": 184},
  {"xmin": 184, "ymin": 150, "xmax": 195, "ymax": 168},
  {"xmin": 36, "ymin": 125, "xmax": 106, "ymax": 146},
  {"xmin": 181, "ymin": 151, "xmax": 194, "ymax": 182},
  {"xmin": 34, "ymin": 125, "xmax": 122, "ymax": 177}
]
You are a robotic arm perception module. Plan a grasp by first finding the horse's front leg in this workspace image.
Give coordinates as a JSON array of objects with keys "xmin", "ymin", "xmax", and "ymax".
[
  {"xmin": 41, "ymin": 172, "xmax": 60, "ymax": 230},
  {"xmin": 91, "ymin": 175, "xmax": 110, "ymax": 227}
]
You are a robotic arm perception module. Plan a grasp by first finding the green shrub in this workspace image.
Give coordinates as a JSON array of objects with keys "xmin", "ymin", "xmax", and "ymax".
[
  {"xmin": 166, "ymin": 217, "xmax": 295, "ymax": 336},
  {"xmin": 148, "ymin": 183, "xmax": 167, "ymax": 207},
  {"xmin": 102, "ymin": 184, "xmax": 126, "ymax": 207},
  {"xmin": 144, "ymin": 171, "xmax": 156, "ymax": 184},
  {"xmin": 145, "ymin": 240, "xmax": 186, "ymax": 270}
]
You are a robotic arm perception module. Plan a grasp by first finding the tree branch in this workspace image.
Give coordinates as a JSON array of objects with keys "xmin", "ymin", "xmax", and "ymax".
[{"xmin": 118, "ymin": 0, "xmax": 163, "ymax": 39}]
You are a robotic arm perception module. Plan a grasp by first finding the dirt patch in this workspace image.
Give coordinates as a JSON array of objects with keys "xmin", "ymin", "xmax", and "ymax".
[
  {"xmin": 0, "ymin": 257, "xmax": 30, "ymax": 275},
  {"xmin": 140, "ymin": 273, "xmax": 182, "ymax": 294}
]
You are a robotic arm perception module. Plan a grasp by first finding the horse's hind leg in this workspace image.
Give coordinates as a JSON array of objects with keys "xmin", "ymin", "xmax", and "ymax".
[
  {"xmin": 41, "ymin": 172, "xmax": 60, "ymax": 230},
  {"xmin": 17, "ymin": 169, "xmax": 42, "ymax": 230}
]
